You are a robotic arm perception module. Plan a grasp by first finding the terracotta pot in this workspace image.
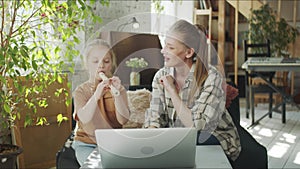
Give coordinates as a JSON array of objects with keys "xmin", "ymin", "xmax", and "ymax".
[{"xmin": 0, "ymin": 144, "xmax": 23, "ymax": 169}]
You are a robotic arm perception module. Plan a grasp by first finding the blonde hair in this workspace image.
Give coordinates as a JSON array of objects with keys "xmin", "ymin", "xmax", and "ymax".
[
  {"xmin": 168, "ymin": 20, "xmax": 209, "ymax": 89},
  {"xmin": 83, "ymin": 39, "xmax": 117, "ymax": 73}
]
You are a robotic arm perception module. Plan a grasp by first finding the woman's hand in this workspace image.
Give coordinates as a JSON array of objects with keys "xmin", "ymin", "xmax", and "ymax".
[{"xmin": 159, "ymin": 75, "xmax": 177, "ymax": 93}]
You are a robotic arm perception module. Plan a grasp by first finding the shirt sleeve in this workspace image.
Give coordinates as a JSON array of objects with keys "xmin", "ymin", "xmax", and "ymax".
[
  {"xmin": 72, "ymin": 84, "xmax": 92, "ymax": 121},
  {"xmin": 191, "ymin": 67, "xmax": 226, "ymax": 131},
  {"xmin": 144, "ymin": 69, "xmax": 169, "ymax": 128}
]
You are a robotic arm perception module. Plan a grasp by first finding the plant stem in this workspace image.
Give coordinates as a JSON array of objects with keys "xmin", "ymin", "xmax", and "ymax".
[
  {"xmin": 1, "ymin": 0, "xmax": 4, "ymax": 48},
  {"xmin": 11, "ymin": 7, "xmax": 42, "ymax": 38},
  {"xmin": 5, "ymin": 0, "xmax": 18, "ymax": 49}
]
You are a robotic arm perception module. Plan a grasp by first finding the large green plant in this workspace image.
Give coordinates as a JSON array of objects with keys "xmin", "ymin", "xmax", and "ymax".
[
  {"xmin": 0, "ymin": 0, "xmax": 108, "ymax": 141},
  {"xmin": 246, "ymin": 4, "xmax": 298, "ymax": 57}
]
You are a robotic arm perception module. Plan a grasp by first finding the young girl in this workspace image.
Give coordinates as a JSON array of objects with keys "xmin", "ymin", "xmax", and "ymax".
[
  {"xmin": 144, "ymin": 20, "xmax": 241, "ymax": 162},
  {"xmin": 72, "ymin": 39, "xmax": 130, "ymax": 166}
]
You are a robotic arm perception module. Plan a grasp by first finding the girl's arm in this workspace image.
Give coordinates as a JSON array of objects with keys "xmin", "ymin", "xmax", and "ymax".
[
  {"xmin": 76, "ymin": 80, "xmax": 109, "ymax": 124},
  {"xmin": 110, "ymin": 76, "xmax": 130, "ymax": 125},
  {"xmin": 114, "ymin": 86, "xmax": 130, "ymax": 125}
]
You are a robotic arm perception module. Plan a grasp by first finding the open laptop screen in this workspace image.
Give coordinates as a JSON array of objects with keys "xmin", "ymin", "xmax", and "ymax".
[{"xmin": 95, "ymin": 128, "xmax": 197, "ymax": 168}]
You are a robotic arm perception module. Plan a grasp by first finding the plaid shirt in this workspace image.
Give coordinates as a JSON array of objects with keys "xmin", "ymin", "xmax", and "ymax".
[{"xmin": 144, "ymin": 64, "xmax": 241, "ymax": 161}]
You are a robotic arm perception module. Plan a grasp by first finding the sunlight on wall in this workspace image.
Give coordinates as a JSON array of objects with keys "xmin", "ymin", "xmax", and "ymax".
[
  {"xmin": 293, "ymin": 152, "xmax": 300, "ymax": 165},
  {"xmin": 268, "ymin": 142, "xmax": 290, "ymax": 158}
]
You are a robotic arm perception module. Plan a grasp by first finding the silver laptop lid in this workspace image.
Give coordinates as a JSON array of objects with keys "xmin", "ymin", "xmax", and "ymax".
[{"xmin": 95, "ymin": 128, "xmax": 197, "ymax": 168}]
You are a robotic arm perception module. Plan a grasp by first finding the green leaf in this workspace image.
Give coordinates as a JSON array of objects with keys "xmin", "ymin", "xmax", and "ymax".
[
  {"xmin": 24, "ymin": 114, "xmax": 33, "ymax": 127},
  {"xmin": 57, "ymin": 75, "xmax": 63, "ymax": 83},
  {"xmin": 0, "ymin": 0, "xmax": 107, "ymax": 130},
  {"xmin": 32, "ymin": 59, "xmax": 38, "ymax": 70},
  {"xmin": 57, "ymin": 114, "xmax": 68, "ymax": 125},
  {"xmin": 4, "ymin": 103, "xmax": 11, "ymax": 113}
]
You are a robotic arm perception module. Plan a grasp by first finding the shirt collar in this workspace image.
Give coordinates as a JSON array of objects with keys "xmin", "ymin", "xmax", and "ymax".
[
  {"xmin": 167, "ymin": 63, "xmax": 195, "ymax": 89},
  {"xmin": 184, "ymin": 64, "xmax": 195, "ymax": 89}
]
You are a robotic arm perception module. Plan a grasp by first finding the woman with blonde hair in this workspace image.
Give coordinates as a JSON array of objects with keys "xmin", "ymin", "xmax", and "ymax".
[{"xmin": 144, "ymin": 19, "xmax": 241, "ymax": 163}]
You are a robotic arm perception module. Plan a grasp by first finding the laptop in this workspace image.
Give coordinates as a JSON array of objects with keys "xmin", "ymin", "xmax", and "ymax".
[{"xmin": 95, "ymin": 128, "xmax": 197, "ymax": 169}]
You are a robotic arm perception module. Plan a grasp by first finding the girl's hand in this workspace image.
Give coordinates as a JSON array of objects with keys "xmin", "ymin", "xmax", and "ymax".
[
  {"xmin": 92, "ymin": 71, "xmax": 104, "ymax": 91},
  {"xmin": 110, "ymin": 76, "xmax": 123, "ymax": 91},
  {"xmin": 94, "ymin": 79, "xmax": 110, "ymax": 100},
  {"xmin": 159, "ymin": 75, "xmax": 177, "ymax": 93}
]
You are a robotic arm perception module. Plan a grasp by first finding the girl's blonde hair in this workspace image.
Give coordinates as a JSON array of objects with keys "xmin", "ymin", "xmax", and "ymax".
[{"xmin": 83, "ymin": 38, "xmax": 117, "ymax": 73}]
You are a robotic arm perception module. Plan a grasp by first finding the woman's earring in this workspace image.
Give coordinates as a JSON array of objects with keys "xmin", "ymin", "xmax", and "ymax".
[{"xmin": 192, "ymin": 56, "xmax": 197, "ymax": 62}]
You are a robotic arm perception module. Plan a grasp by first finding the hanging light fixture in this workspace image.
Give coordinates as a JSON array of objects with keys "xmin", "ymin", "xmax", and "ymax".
[{"xmin": 117, "ymin": 17, "xmax": 140, "ymax": 31}]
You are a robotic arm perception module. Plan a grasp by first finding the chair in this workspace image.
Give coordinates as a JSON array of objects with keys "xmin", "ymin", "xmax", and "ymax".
[
  {"xmin": 243, "ymin": 39, "xmax": 277, "ymax": 126},
  {"xmin": 226, "ymin": 82, "xmax": 268, "ymax": 169},
  {"xmin": 197, "ymin": 82, "xmax": 268, "ymax": 169},
  {"xmin": 56, "ymin": 99, "xmax": 80, "ymax": 169}
]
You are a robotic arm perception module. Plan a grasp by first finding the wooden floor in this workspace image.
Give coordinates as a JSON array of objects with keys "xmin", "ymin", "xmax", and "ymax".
[{"xmin": 239, "ymin": 98, "xmax": 300, "ymax": 169}]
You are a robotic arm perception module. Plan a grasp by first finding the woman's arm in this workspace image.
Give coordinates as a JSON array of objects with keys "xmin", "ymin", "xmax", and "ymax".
[
  {"xmin": 144, "ymin": 70, "xmax": 168, "ymax": 128},
  {"xmin": 159, "ymin": 75, "xmax": 194, "ymax": 127},
  {"xmin": 191, "ymin": 69, "xmax": 225, "ymax": 131},
  {"xmin": 159, "ymin": 67, "xmax": 225, "ymax": 129},
  {"xmin": 168, "ymin": 92, "xmax": 194, "ymax": 127}
]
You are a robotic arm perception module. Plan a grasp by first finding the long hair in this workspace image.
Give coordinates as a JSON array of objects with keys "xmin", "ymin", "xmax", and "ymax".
[
  {"xmin": 83, "ymin": 39, "xmax": 117, "ymax": 74},
  {"xmin": 168, "ymin": 20, "xmax": 209, "ymax": 91}
]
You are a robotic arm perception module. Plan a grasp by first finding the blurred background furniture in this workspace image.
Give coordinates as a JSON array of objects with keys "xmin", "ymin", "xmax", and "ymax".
[
  {"xmin": 56, "ymin": 99, "xmax": 80, "ymax": 169},
  {"xmin": 243, "ymin": 39, "xmax": 277, "ymax": 126},
  {"xmin": 12, "ymin": 75, "xmax": 72, "ymax": 169},
  {"xmin": 242, "ymin": 56, "xmax": 300, "ymax": 128}
]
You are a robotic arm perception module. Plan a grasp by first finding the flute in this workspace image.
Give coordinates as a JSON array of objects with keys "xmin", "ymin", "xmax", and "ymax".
[{"xmin": 99, "ymin": 72, "xmax": 120, "ymax": 96}]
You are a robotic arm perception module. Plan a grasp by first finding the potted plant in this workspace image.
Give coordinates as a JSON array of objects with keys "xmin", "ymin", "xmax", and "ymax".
[
  {"xmin": 0, "ymin": 0, "xmax": 107, "ymax": 168},
  {"xmin": 125, "ymin": 57, "xmax": 148, "ymax": 86},
  {"xmin": 246, "ymin": 3, "xmax": 299, "ymax": 57},
  {"xmin": 245, "ymin": 3, "xmax": 299, "ymax": 107}
]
